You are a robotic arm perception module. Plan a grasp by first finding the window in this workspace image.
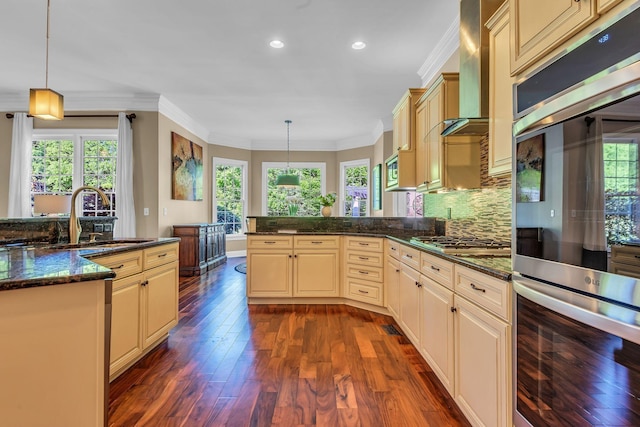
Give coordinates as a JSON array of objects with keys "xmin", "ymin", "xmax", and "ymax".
[
  {"xmin": 340, "ymin": 159, "xmax": 369, "ymax": 216},
  {"xmin": 213, "ymin": 158, "xmax": 247, "ymax": 236},
  {"xmin": 31, "ymin": 130, "xmax": 117, "ymax": 216},
  {"xmin": 262, "ymin": 162, "xmax": 325, "ymax": 216},
  {"xmin": 604, "ymin": 138, "xmax": 640, "ymax": 245}
]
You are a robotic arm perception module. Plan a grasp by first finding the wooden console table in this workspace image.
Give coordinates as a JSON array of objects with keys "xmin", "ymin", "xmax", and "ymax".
[{"xmin": 173, "ymin": 223, "xmax": 227, "ymax": 276}]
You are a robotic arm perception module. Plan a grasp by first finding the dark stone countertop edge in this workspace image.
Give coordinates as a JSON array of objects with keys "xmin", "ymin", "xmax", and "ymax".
[
  {"xmin": 247, "ymin": 232, "xmax": 512, "ymax": 281},
  {"xmin": 0, "ymin": 237, "xmax": 180, "ymax": 292}
]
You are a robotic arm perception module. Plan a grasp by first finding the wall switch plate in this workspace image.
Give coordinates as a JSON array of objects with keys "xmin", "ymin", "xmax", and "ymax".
[
  {"xmin": 163, "ymin": 207, "xmax": 168, "ymax": 216},
  {"xmin": 143, "ymin": 207, "xmax": 149, "ymax": 216},
  {"xmin": 94, "ymin": 224, "xmax": 104, "ymax": 232}
]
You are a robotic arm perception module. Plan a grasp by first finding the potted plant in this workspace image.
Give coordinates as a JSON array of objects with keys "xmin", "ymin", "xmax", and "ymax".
[{"xmin": 319, "ymin": 192, "xmax": 336, "ymax": 217}]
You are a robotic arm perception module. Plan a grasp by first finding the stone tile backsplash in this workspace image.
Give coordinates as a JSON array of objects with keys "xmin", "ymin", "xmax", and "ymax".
[{"xmin": 424, "ymin": 187, "xmax": 512, "ymax": 242}]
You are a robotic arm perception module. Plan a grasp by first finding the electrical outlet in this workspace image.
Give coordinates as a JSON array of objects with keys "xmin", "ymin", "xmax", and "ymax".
[
  {"xmin": 104, "ymin": 224, "xmax": 112, "ymax": 232},
  {"xmin": 143, "ymin": 207, "xmax": 149, "ymax": 216},
  {"xmin": 94, "ymin": 223, "xmax": 104, "ymax": 232}
]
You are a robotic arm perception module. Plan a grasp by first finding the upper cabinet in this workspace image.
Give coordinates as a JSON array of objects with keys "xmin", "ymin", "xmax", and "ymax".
[
  {"xmin": 598, "ymin": 0, "xmax": 623, "ymax": 14},
  {"xmin": 392, "ymin": 88, "xmax": 426, "ymax": 152},
  {"xmin": 417, "ymin": 73, "xmax": 480, "ymax": 192},
  {"xmin": 509, "ymin": 0, "xmax": 597, "ymax": 75},
  {"xmin": 487, "ymin": 2, "xmax": 513, "ymax": 177}
]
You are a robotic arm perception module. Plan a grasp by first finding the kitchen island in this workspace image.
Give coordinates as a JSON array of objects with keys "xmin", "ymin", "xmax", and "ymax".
[{"xmin": 0, "ymin": 237, "xmax": 179, "ymax": 427}]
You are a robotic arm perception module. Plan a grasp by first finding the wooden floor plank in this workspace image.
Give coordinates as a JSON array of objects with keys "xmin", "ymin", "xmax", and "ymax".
[{"xmin": 108, "ymin": 257, "xmax": 471, "ymax": 427}]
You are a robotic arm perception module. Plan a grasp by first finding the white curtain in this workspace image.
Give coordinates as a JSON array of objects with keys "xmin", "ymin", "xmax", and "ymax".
[
  {"xmin": 8, "ymin": 113, "xmax": 33, "ymax": 217},
  {"xmin": 582, "ymin": 116, "xmax": 607, "ymax": 269},
  {"xmin": 114, "ymin": 112, "xmax": 136, "ymax": 237}
]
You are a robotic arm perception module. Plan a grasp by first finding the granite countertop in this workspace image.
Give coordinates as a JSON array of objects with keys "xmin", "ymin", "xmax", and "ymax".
[
  {"xmin": 0, "ymin": 237, "xmax": 180, "ymax": 292},
  {"xmin": 248, "ymin": 232, "xmax": 512, "ymax": 281}
]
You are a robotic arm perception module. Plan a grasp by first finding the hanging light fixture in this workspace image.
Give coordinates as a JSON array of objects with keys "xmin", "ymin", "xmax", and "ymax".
[
  {"xmin": 29, "ymin": 0, "xmax": 64, "ymax": 120},
  {"xmin": 275, "ymin": 119, "xmax": 300, "ymax": 187}
]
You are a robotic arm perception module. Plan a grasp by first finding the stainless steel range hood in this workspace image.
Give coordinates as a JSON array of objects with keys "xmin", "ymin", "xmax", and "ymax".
[{"xmin": 441, "ymin": 0, "xmax": 502, "ymax": 137}]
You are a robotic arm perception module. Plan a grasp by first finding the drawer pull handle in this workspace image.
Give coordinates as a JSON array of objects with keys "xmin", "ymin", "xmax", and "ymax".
[
  {"xmin": 391, "ymin": 246, "xmax": 397, "ymax": 250},
  {"xmin": 406, "ymin": 254, "xmax": 413, "ymax": 259},
  {"xmin": 358, "ymin": 270, "xmax": 369, "ymax": 275},
  {"xmin": 358, "ymin": 289, "xmax": 369, "ymax": 294},
  {"xmin": 311, "ymin": 241, "xmax": 323, "ymax": 244},
  {"xmin": 141, "ymin": 280, "xmax": 149, "ymax": 286},
  {"xmin": 358, "ymin": 256, "xmax": 369, "ymax": 260},
  {"xmin": 470, "ymin": 283, "xmax": 486, "ymax": 293},
  {"xmin": 112, "ymin": 264, "xmax": 125, "ymax": 269},
  {"xmin": 359, "ymin": 242, "xmax": 369, "ymax": 246},
  {"xmin": 158, "ymin": 253, "xmax": 167, "ymax": 258},
  {"xmin": 431, "ymin": 265, "xmax": 440, "ymax": 272},
  {"xmin": 634, "ymin": 255, "xmax": 640, "ymax": 259},
  {"xmin": 395, "ymin": 269, "xmax": 400, "ymax": 273},
  {"xmin": 264, "ymin": 241, "xmax": 276, "ymax": 244}
]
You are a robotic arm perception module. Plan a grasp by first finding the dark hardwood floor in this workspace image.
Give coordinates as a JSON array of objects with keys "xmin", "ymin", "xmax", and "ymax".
[{"xmin": 108, "ymin": 257, "xmax": 470, "ymax": 426}]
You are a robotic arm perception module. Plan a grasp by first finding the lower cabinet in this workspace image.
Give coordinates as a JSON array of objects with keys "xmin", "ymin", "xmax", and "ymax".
[
  {"xmin": 398, "ymin": 244, "xmax": 422, "ymax": 345},
  {"xmin": 246, "ymin": 235, "xmax": 339, "ymax": 298},
  {"xmin": 173, "ymin": 223, "xmax": 227, "ymax": 276},
  {"xmin": 385, "ymin": 248, "xmax": 401, "ymax": 318},
  {"xmin": 92, "ymin": 242, "xmax": 180, "ymax": 381},
  {"xmin": 343, "ymin": 236, "xmax": 385, "ymax": 306}
]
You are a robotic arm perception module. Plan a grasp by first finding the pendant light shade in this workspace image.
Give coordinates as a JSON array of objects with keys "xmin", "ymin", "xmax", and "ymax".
[
  {"xmin": 29, "ymin": 88, "xmax": 64, "ymax": 120},
  {"xmin": 276, "ymin": 120, "xmax": 300, "ymax": 187},
  {"xmin": 29, "ymin": 0, "xmax": 64, "ymax": 120}
]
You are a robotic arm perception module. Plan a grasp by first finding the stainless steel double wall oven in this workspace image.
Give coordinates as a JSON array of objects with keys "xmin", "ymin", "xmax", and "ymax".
[{"xmin": 512, "ymin": 4, "xmax": 640, "ymax": 426}]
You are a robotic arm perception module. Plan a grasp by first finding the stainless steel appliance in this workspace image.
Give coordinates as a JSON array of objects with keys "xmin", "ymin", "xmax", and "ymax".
[
  {"xmin": 513, "ymin": 4, "xmax": 640, "ymax": 426},
  {"xmin": 410, "ymin": 235, "xmax": 510, "ymax": 256}
]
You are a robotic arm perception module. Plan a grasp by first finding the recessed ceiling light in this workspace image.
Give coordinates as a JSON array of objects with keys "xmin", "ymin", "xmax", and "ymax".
[
  {"xmin": 270, "ymin": 40, "xmax": 284, "ymax": 49},
  {"xmin": 351, "ymin": 41, "xmax": 366, "ymax": 50}
]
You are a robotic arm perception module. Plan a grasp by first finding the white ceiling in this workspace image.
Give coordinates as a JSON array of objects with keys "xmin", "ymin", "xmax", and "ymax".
[{"xmin": 0, "ymin": 0, "xmax": 459, "ymax": 148}]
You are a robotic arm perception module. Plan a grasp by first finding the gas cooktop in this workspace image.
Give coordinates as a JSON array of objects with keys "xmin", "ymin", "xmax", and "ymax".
[{"xmin": 410, "ymin": 236, "xmax": 511, "ymax": 256}]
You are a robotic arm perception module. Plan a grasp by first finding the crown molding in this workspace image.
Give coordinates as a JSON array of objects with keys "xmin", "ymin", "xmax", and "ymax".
[
  {"xmin": 158, "ymin": 95, "xmax": 210, "ymax": 142},
  {"xmin": 417, "ymin": 13, "xmax": 460, "ymax": 87},
  {"xmin": 335, "ymin": 133, "xmax": 376, "ymax": 151},
  {"xmin": 208, "ymin": 132, "xmax": 253, "ymax": 150}
]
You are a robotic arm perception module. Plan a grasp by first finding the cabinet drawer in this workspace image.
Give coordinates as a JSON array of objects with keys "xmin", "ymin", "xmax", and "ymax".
[
  {"xmin": 143, "ymin": 243, "xmax": 179, "ymax": 270},
  {"xmin": 386, "ymin": 239, "xmax": 401, "ymax": 260},
  {"xmin": 345, "ymin": 250, "xmax": 383, "ymax": 267},
  {"xmin": 345, "ymin": 264, "xmax": 384, "ymax": 283},
  {"xmin": 346, "ymin": 278, "xmax": 383, "ymax": 306},
  {"xmin": 247, "ymin": 236, "xmax": 293, "ymax": 249},
  {"xmin": 611, "ymin": 245, "xmax": 640, "ymax": 267},
  {"xmin": 400, "ymin": 244, "xmax": 420, "ymax": 271},
  {"xmin": 344, "ymin": 236, "xmax": 384, "ymax": 252},
  {"xmin": 92, "ymin": 250, "xmax": 143, "ymax": 279},
  {"xmin": 294, "ymin": 235, "xmax": 339, "ymax": 249},
  {"xmin": 455, "ymin": 265, "xmax": 511, "ymax": 322},
  {"xmin": 420, "ymin": 252, "xmax": 454, "ymax": 290}
]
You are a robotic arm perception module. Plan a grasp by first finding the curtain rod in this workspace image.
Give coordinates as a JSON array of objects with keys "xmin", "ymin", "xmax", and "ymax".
[{"xmin": 5, "ymin": 113, "xmax": 136, "ymax": 123}]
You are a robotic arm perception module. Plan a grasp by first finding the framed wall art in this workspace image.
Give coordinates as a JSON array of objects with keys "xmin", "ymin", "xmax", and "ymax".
[{"xmin": 171, "ymin": 132, "xmax": 203, "ymax": 201}]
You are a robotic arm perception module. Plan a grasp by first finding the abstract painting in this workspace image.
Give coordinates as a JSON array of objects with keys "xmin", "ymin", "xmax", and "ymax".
[
  {"xmin": 516, "ymin": 134, "xmax": 544, "ymax": 202},
  {"xmin": 171, "ymin": 132, "xmax": 203, "ymax": 201}
]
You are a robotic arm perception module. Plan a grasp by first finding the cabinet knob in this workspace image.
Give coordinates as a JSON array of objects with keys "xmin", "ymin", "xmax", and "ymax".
[
  {"xmin": 415, "ymin": 281, "xmax": 422, "ymax": 288},
  {"xmin": 141, "ymin": 280, "xmax": 149, "ymax": 287},
  {"xmin": 450, "ymin": 307, "xmax": 457, "ymax": 313}
]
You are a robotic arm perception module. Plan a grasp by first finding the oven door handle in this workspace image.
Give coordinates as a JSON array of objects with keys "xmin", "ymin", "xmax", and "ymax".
[{"xmin": 513, "ymin": 275, "xmax": 640, "ymax": 345}]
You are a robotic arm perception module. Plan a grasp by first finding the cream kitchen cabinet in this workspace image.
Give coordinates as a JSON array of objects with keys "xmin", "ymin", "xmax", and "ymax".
[
  {"xmin": 392, "ymin": 88, "xmax": 426, "ymax": 152},
  {"xmin": 398, "ymin": 244, "xmax": 422, "ymax": 346},
  {"xmin": 385, "ymin": 239, "xmax": 401, "ymax": 318},
  {"xmin": 509, "ymin": 0, "xmax": 597, "ymax": 75},
  {"xmin": 247, "ymin": 235, "xmax": 340, "ymax": 298},
  {"xmin": 598, "ymin": 0, "xmax": 623, "ymax": 13},
  {"xmin": 420, "ymin": 73, "xmax": 480, "ymax": 192},
  {"xmin": 344, "ymin": 236, "xmax": 385, "ymax": 306},
  {"xmin": 610, "ymin": 244, "xmax": 640, "ymax": 279},
  {"xmin": 487, "ymin": 2, "xmax": 513, "ymax": 177},
  {"xmin": 91, "ymin": 242, "xmax": 179, "ymax": 380},
  {"xmin": 419, "ymin": 252, "xmax": 455, "ymax": 394},
  {"xmin": 453, "ymin": 264, "xmax": 511, "ymax": 427},
  {"xmin": 415, "ymin": 95, "xmax": 429, "ymax": 189}
]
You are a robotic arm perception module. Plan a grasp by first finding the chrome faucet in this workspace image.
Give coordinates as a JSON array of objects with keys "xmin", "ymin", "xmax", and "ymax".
[{"xmin": 69, "ymin": 186, "xmax": 110, "ymax": 244}]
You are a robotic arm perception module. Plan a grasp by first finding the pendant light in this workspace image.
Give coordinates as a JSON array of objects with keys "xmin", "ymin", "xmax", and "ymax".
[
  {"xmin": 275, "ymin": 120, "xmax": 300, "ymax": 187},
  {"xmin": 29, "ymin": 0, "xmax": 64, "ymax": 120}
]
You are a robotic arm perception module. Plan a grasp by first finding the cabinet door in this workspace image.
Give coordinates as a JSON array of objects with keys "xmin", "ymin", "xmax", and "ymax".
[
  {"xmin": 454, "ymin": 296, "xmax": 511, "ymax": 427},
  {"xmin": 415, "ymin": 97, "xmax": 429, "ymax": 189},
  {"xmin": 142, "ymin": 261, "xmax": 179, "ymax": 348},
  {"xmin": 385, "ymin": 256, "xmax": 400, "ymax": 319},
  {"xmin": 420, "ymin": 277, "xmax": 455, "ymax": 394},
  {"xmin": 488, "ymin": 4, "xmax": 513, "ymax": 177},
  {"xmin": 246, "ymin": 250, "xmax": 292, "ymax": 297},
  {"xmin": 510, "ymin": 0, "xmax": 597, "ymax": 75},
  {"xmin": 399, "ymin": 262, "xmax": 421, "ymax": 346},
  {"xmin": 426, "ymin": 82, "xmax": 444, "ymax": 190},
  {"xmin": 293, "ymin": 249, "xmax": 340, "ymax": 297},
  {"xmin": 110, "ymin": 273, "xmax": 143, "ymax": 378},
  {"xmin": 393, "ymin": 97, "xmax": 409, "ymax": 152},
  {"xmin": 598, "ymin": 0, "xmax": 622, "ymax": 13}
]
